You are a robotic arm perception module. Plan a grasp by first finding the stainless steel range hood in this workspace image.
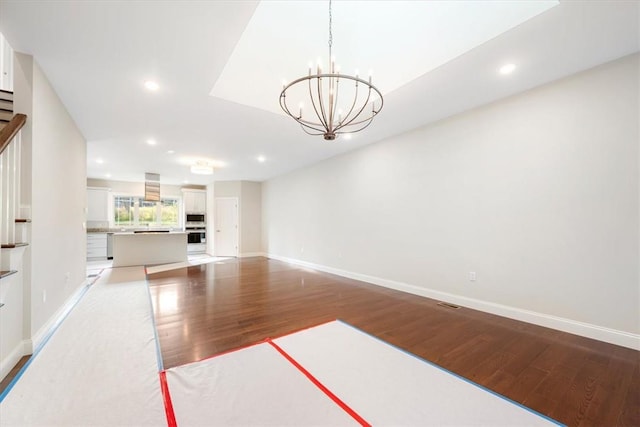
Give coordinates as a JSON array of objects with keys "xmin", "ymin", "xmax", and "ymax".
[{"xmin": 144, "ymin": 172, "xmax": 160, "ymax": 201}]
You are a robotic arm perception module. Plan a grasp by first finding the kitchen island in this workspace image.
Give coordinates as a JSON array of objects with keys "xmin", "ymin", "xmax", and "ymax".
[{"xmin": 112, "ymin": 231, "xmax": 187, "ymax": 267}]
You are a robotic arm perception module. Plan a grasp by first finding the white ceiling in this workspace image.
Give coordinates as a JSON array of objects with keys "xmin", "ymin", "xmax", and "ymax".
[{"xmin": 0, "ymin": 0, "xmax": 638, "ymax": 186}]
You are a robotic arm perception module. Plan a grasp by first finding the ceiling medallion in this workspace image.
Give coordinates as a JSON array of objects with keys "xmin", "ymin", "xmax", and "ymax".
[{"xmin": 279, "ymin": 0, "xmax": 383, "ymax": 141}]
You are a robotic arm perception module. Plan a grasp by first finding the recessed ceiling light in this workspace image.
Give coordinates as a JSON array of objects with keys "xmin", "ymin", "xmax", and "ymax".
[
  {"xmin": 342, "ymin": 134, "xmax": 352, "ymax": 140},
  {"xmin": 96, "ymin": 158, "xmax": 104, "ymax": 164},
  {"xmin": 105, "ymin": 173, "xmax": 111, "ymax": 178},
  {"xmin": 499, "ymin": 63, "xmax": 516, "ymax": 75},
  {"xmin": 257, "ymin": 155, "xmax": 266, "ymax": 163},
  {"xmin": 144, "ymin": 80, "xmax": 159, "ymax": 91},
  {"xmin": 183, "ymin": 180, "xmax": 189, "ymax": 184},
  {"xmin": 167, "ymin": 150, "xmax": 175, "ymax": 154},
  {"xmin": 147, "ymin": 139, "xmax": 157, "ymax": 146}
]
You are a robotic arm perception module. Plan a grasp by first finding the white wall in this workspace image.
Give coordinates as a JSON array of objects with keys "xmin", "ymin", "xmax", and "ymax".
[
  {"xmin": 262, "ymin": 54, "xmax": 639, "ymax": 347},
  {"xmin": 24, "ymin": 55, "xmax": 87, "ymax": 339}
]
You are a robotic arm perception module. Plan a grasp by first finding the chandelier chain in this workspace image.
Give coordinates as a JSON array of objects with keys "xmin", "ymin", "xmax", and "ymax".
[{"xmin": 328, "ymin": 0, "xmax": 333, "ymax": 58}]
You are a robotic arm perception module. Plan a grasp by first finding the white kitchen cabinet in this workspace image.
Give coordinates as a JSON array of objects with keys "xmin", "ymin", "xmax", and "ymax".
[
  {"xmin": 87, "ymin": 233, "xmax": 107, "ymax": 259},
  {"xmin": 183, "ymin": 189, "xmax": 206, "ymax": 213},
  {"xmin": 87, "ymin": 188, "xmax": 109, "ymax": 222}
]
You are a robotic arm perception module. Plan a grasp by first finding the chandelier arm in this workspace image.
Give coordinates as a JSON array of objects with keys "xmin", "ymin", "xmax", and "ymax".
[
  {"xmin": 307, "ymin": 76, "xmax": 328, "ymax": 130},
  {"xmin": 338, "ymin": 80, "xmax": 360, "ymax": 129},
  {"xmin": 280, "ymin": 89, "xmax": 326, "ymax": 132},
  {"xmin": 337, "ymin": 114, "xmax": 377, "ymax": 134},
  {"xmin": 343, "ymin": 102, "xmax": 383, "ymax": 127},
  {"xmin": 315, "ymin": 75, "xmax": 330, "ymax": 132},
  {"xmin": 339, "ymin": 110, "xmax": 378, "ymax": 128},
  {"xmin": 279, "ymin": 93, "xmax": 300, "ymax": 121},
  {"xmin": 300, "ymin": 124, "xmax": 325, "ymax": 136},
  {"xmin": 332, "ymin": 76, "xmax": 341, "ymax": 130},
  {"xmin": 328, "ymin": 76, "xmax": 334, "ymax": 132},
  {"xmin": 298, "ymin": 119, "xmax": 331, "ymax": 133},
  {"xmin": 336, "ymin": 85, "xmax": 372, "ymax": 131},
  {"xmin": 337, "ymin": 85, "xmax": 384, "ymax": 129}
]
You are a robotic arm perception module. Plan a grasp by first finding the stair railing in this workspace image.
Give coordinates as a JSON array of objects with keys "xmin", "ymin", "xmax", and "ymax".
[{"xmin": 0, "ymin": 113, "xmax": 26, "ymax": 249}]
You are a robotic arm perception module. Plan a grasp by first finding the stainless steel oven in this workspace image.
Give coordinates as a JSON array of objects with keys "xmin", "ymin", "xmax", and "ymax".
[{"xmin": 186, "ymin": 228, "xmax": 206, "ymax": 244}]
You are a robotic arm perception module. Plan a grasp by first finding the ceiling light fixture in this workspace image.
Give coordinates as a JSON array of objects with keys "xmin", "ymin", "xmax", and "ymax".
[
  {"xmin": 257, "ymin": 155, "xmax": 266, "ymax": 163},
  {"xmin": 190, "ymin": 161, "xmax": 214, "ymax": 175},
  {"xmin": 147, "ymin": 139, "xmax": 157, "ymax": 146},
  {"xmin": 279, "ymin": 0, "xmax": 383, "ymax": 141},
  {"xmin": 499, "ymin": 63, "xmax": 516, "ymax": 75}
]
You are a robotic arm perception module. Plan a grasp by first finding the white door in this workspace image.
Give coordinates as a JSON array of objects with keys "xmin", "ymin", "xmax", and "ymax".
[{"xmin": 214, "ymin": 197, "xmax": 238, "ymax": 256}]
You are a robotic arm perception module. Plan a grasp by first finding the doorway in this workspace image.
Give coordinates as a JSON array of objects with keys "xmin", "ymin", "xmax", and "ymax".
[{"xmin": 214, "ymin": 197, "xmax": 238, "ymax": 257}]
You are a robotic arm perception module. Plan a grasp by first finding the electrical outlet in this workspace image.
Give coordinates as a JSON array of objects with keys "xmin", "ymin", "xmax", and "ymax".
[
  {"xmin": 65, "ymin": 272, "xmax": 70, "ymax": 282},
  {"xmin": 42, "ymin": 290, "xmax": 46, "ymax": 303},
  {"xmin": 300, "ymin": 247, "xmax": 304, "ymax": 254},
  {"xmin": 469, "ymin": 272, "xmax": 477, "ymax": 282}
]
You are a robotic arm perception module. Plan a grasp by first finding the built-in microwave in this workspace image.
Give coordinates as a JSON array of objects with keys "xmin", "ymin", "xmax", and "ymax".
[{"xmin": 186, "ymin": 213, "xmax": 205, "ymax": 223}]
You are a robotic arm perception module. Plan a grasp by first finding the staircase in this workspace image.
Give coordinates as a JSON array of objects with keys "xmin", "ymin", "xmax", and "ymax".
[
  {"xmin": 0, "ymin": 90, "xmax": 12, "ymax": 131},
  {"xmin": 0, "ymin": 89, "xmax": 28, "ymax": 302},
  {"xmin": 0, "ymin": 89, "xmax": 30, "ymax": 382}
]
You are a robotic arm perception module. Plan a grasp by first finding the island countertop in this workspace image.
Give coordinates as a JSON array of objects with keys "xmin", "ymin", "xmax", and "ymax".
[
  {"xmin": 112, "ymin": 231, "xmax": 187, "ymax": 235},
  {"xmin": 112, "ymin": 232, "xmax": 187, "ymax": 267}
]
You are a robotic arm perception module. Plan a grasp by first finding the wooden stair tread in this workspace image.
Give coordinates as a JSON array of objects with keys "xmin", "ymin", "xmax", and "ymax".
[
  {"xmin": 1, "ymin": 243, "xmax": 29, "ymax": 249},
  {"xmin": 0, "ymin": 270, "xmax": 18, "ymax": 279}
]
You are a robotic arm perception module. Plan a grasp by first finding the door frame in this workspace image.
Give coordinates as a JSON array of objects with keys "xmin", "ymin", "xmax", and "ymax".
[{"xmin": 214, "ymin": 196, "xmax": 239, "ymax": 257}]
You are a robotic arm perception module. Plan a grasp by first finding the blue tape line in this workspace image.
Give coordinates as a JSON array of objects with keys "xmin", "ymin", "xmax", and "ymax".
[
  {"xmin": 144, "ymin": 278, "xmax": 164, "ymax": 372},
  {"xmin": 0, "ymin": 282, "xmax": 92, "ymax": 403},
  {"xmin": 335, "ymin": 319, "xmax": 565, "ymax": 427}
]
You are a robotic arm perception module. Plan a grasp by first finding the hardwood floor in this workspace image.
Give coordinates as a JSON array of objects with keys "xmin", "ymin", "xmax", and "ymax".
[
  {"xmin": 0, "ymin": 355, "xmax": 29, "ymax": 395},
  {"xmin": 148, "ymin": 256, "xmax": 639, "ymax": 426}
]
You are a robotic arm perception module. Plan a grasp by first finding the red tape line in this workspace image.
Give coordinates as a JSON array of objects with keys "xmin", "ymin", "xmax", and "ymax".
[
  {"xmin": 267, "ymin": 339, "xmax": 371, "ymax": 427},
  {"xmin": 159, "ymin": 371, "xmax": 177, "ymax": 427}
]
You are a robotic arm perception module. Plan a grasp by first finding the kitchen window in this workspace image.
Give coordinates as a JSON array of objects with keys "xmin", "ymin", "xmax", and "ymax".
[{"xmin": 113, "ymin": 196, "xmax": 179, "ymax": 227}]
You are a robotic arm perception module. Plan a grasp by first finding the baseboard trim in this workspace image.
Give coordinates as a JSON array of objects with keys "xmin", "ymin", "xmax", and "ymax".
[
  {"xmin": 30, "ymin": 279, "xmax": 93, "ymax": 352},
  {"xmin": 0, "ymin": 340, "xmax": 28, "ymax": 382},
  {"xmin": 267, "ymin": 254, "xmax": 639, "ymax": 350},
  {"xmin": 239, "ymin": 252, "xmax": 266, "ymax": 258}
]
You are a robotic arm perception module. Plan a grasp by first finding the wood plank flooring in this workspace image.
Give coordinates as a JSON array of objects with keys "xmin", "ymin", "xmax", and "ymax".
[{"xmin": 146, "ymin": 256, "xmax": 639, "ymax": 426}]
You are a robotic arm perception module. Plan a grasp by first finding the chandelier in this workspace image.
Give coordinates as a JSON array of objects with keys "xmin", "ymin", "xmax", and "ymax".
[{"xmin": 279, "ymin": 0, "xmax": 383, "ymax": 141}]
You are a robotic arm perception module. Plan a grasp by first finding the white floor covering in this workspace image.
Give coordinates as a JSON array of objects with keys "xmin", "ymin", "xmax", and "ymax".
[
  {"xmin": 0, "ymin": 267, "xmax": 166, "ymax": 426},
  {"xmin": 1, "ymin": 266, "xmax": 563, "ymax": 427},
  {"xmin": 165, "ymin": 321, "xmax": 561, "ymax": 427},
  {"xmin": 164, "ymin": 342, "xmax": 359, "ymax": 426},
  {"xmin": 273, "ymin": 321, "xmax": 561, "ymax": 427},
  {"xmin": 144, "ymin": 255, "xmax": 229, "ymax": 275}
]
